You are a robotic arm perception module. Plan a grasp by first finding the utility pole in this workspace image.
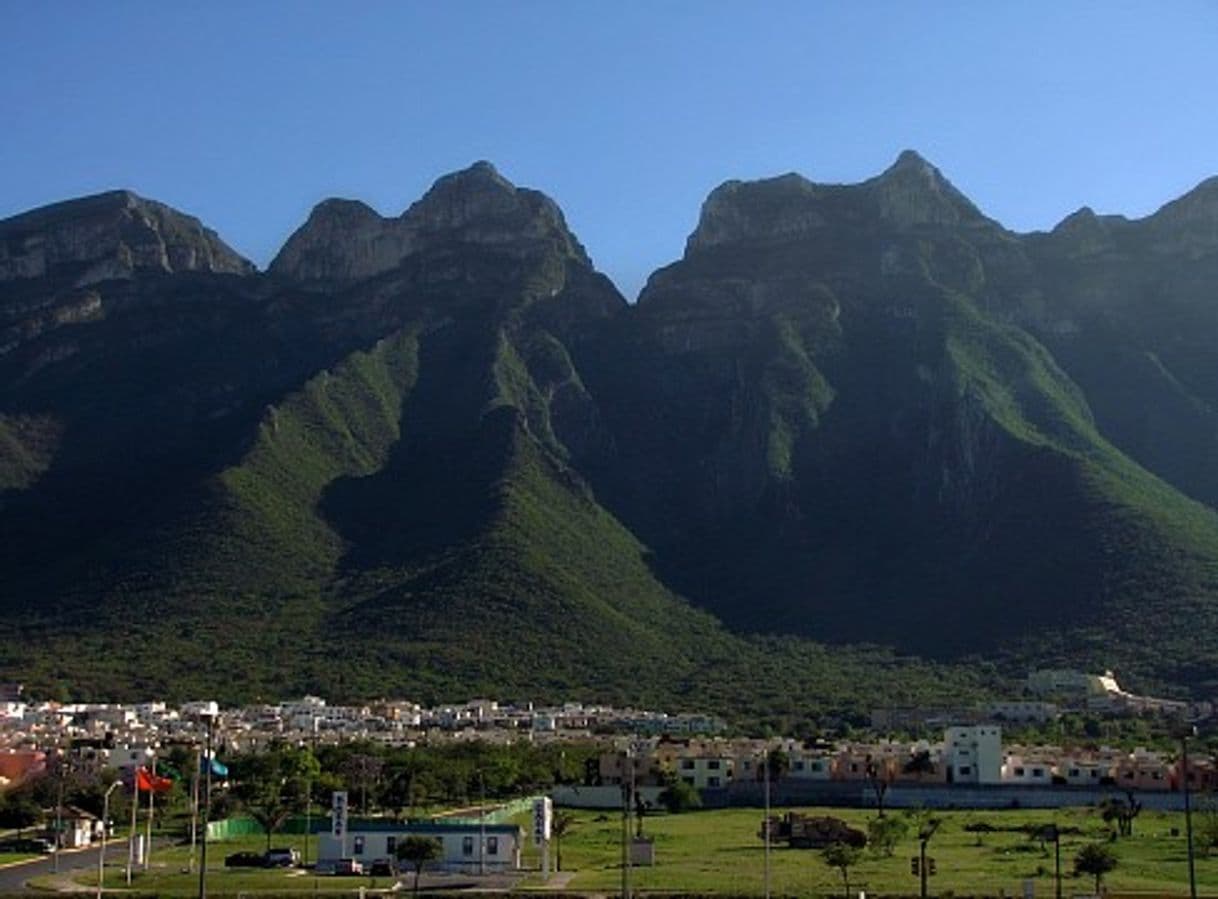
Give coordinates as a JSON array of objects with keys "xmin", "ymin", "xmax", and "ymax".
[
  {"xmin": 763, "ymin": 747, "xmax": 771, "ymax": 899},
  {"xmin": 198, "ymin": 714, "xmax": 215, "ymax": 899},
  {"xmin": 1181, "ymin": 727, "xmax": 1198, "ymax": 899},
  {"xmin": 917, "ymin": 818, "xmax": 939, "ymax": 899},
  {"xmin": 53, "ymin": 746, "xmax": 65, "ymax": 874}
]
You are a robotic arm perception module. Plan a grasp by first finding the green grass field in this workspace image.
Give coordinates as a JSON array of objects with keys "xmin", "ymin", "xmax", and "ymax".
[
  {"xmin": 516, "ymin": 806, "xmax": 1218, "ymax": 896},
  {"xmin": 39, "ymin": 805, "xmax": 1218, "ymax": 896}
]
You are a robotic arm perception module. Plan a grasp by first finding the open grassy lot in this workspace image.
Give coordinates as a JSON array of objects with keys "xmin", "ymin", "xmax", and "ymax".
[
  {"xmin": 40, "ymin": 805, "xmax": 1218, "ymax": 896},
  {"xmin": 517, "ymin": 806, "xmax": 1218, "ymax": 896}
]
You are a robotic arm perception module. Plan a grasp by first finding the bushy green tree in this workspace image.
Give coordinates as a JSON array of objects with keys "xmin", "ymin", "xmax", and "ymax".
[
  {"xmin": 822, "ymin": 841, "xmax": 863, "ymax": 899},
  {"xmin": 231, "ymin": 746, "xmax": 320, "ymax": 850},
  {"xmin": 658, "ymin": 776, "xmax": 701, "ymax": 813},
  {"xmin": 396, "ymin": 835, "xmax": 442, "ymax": 895},
  {"xmin": 1074, "ymin": 842, "xmax": 1118, "ymax": 894},
  {"xmin": 867, "ymin": 814, "xmax": 908, "ymax": 857}
]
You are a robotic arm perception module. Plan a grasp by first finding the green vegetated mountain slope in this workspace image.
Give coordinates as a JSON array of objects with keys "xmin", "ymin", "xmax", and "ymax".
[
  {"xmin": 0, "ymin": 165, "xmax": 982, "ymax": 722},
  {"xmin": 3, "ymin": 154, "xmax": 1218, "ymax": 709},
  {"xmin": 576, "ymin": 153, "xmax": 1218, "ymax": 694}
]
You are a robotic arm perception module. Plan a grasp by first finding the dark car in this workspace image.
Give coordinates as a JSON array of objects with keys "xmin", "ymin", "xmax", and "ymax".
[
  {"xmin": 369, "ymin": 858, "xmax": 397, "ymax": 877},
  {"xmin": 263, "ymin": 847, "xmax": 300, "ymax": 867},
  {"xmin": 0, "ymin": 838, "xmax": 53, "ymax": 854},
  {"xmin": 224, "ymin": 851, "xmax": 266, "ymax": 868}
]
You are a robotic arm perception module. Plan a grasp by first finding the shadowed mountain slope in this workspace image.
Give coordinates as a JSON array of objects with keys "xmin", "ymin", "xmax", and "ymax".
[{"xmin": 3, "ymin": 155, "xmax": 1218, "ymax": 708}]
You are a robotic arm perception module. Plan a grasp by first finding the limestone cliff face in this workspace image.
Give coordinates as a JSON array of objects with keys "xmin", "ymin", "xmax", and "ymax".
[
  {"xmin": 0, "ymin": 190, "xmax": 254, "ymax": 287},
  {"xmin": 270, "ymin": 161, "xmax": 591, "ymax": 284}
]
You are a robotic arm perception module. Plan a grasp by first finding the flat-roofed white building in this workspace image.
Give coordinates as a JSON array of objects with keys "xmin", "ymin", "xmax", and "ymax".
[
  {"xmin": 318, "ymin": 821, "xmax": 523, "ymax": 872},
  {"xmin": 944, "ymin": 726, "xmax": 1002, "ymax": 785}
]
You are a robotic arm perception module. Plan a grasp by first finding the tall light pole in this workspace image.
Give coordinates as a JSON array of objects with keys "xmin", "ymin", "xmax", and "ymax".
[
  {"xmin": 53, "ymin": 746, "xmax": 66, "ymax": 874},
  {"xmin": 763, "ymin": 747, "xmax": 771, "ymax": 899},
  {"xmin": 97, "ymin": 781, "xmax": 120, "ymax": 899},
  {"xmin": 198, "ymin": 713, "xmax": 215, "ymax": 899},
  {"xmin": 1180, "ymin": 727, "xmax": 1198, "ymax": 899}
]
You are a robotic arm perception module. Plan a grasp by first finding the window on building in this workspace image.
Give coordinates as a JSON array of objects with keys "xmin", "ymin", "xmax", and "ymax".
[
  {"xmin": 850, "ymin": 763, "xmax": 859, "ymax": 773},
  {"xmin": 1014, "ymin": 767, "xmax": 1025, "ymax": 776},
  {"xmin": 682, "ymin": 775, "xmax": 695, "ymax": 786},
  {"xmin": 463, "ymin": 836, "xmax": 474, "ymax": 856},
  {"xmin": 811, "ymin": 762, "xmax": 823, "ymax": 771},
  {"xmin": 386, "ymin": 836, "xmax": 397, "ymax": 855},
  {"xmin": 1033, "ymin": 768, "xmax": 1044, "ymax": 778},
  {"xmin": 794, "ymin": 761, "xmax": 805, "ymax": 771},
  {"xmin": 708, "ymin": 776, "xmax": 720, "ymax": 787},
  {"xmin": 1068, "ymin": 768, "xmax": 1080, "ymax": 777},
  {"xmin": 353, "ymin": 836, "xmax": 365, "ymax": 855},
  {"xmin": 487, "ymin": 837, "xmax": 499, "ymax": 856},
  {"xmin": 681, "ymin": 760, "xmax": 694, "ymax": 770},
  {"xmin": 708, "ymin": 760, "xmax": 720, "ymax": 770},
  {"xmin": 959, "ymin": 766, "xmax": 972, "ymax": 776}
]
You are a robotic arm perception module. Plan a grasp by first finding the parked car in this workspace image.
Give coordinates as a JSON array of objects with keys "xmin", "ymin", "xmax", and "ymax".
[
  {"xmin": 224, "ymin": 851, "xmax": 266, "ymax": 868},
  {"xmin": 263, "ymin": 847, "xmax": 300, "ymax": 867},
  {"xmin": 312, "ymin": 858, "xmax": 339, "ymax": 875},
  {"xmin": 334, "ymin": 858, "xmax": 364, "ymax": 876},
  {"xmin": 0, "ymin": 837, "xmax": 54, "ymax": 854},
  {"xmin": 369, "ymin": 858, "xmax": 397, "ymax": 877}
]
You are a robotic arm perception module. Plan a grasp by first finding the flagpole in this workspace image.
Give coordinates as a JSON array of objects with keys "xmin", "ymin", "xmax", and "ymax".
[
  {"xmin": 126, "ymin": 773, "xmax": 139, "ymax": 885},
  {"xmin": 144, "ymin": 760, "xmax": 155, "ymax": 871},
  {"xmin": 189, "ymin": 747, "xmax": 201, "ymax": 874}
]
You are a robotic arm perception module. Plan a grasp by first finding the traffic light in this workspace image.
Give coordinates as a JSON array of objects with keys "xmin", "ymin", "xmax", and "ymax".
[
  {"xmin": 927, "ymin": 857, "xmax": 937, "ymax": 877},
  {"xmin": 910, "ymin": 857, "xmax": 919, "ymax": 876}
]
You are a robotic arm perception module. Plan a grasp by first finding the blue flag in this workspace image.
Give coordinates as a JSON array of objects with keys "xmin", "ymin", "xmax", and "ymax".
[{"xmin": 202, "ymin": 756, "xmax": 228, "ymax": 777}]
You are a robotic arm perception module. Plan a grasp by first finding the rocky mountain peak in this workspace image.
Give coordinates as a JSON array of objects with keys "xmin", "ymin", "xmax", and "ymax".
[
  {"xmin": 0, "ymin": 190, "xmax": 254, "ymax": 286},
  {"xmin": 868, "ymin": 149, "xmax": 986, "ymax": 228},
  {"xmin": 685, "ymin": 172, "xmax": 822, "ymax": 253},
  {"xmin": 271, "ymin": 161, "xmax": 589, "ymax": 284},
  {"xmin": 1147, "ymin": 176, "xmax": 1218, "ymax": 255}
]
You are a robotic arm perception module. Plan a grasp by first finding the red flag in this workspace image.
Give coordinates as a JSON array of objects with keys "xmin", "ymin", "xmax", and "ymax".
[{"xmin": 135, "ymin": 766, "xmax": 174, "ymax": 793}]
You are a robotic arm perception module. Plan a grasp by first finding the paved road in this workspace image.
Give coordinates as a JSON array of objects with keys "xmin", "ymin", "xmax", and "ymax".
[{"xmin": 0, "ymin": 839, "xmax": 130, "ymax": 893}]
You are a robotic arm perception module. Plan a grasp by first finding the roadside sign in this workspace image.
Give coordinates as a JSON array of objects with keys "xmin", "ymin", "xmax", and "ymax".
[
  {"xmin": 532, "ymin": 796, "xmax": 552, "ymax": 845},
  {"xmin": 331, "ymin": 790, "xmax": 348, "ymax": 840}
]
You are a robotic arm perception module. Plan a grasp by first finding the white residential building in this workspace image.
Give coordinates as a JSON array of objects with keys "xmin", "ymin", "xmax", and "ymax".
[{"xmin": 943, "ymin": 726, "xmax": 1002, "ymax": 785}]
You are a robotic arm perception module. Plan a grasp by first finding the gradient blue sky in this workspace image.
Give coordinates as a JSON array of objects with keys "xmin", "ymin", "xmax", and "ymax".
[{"xmin": 2, "ymin": 1, "xmax": 1216, "ymax": 298}]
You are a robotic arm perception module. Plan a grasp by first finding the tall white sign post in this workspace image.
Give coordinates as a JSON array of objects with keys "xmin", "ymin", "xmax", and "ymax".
[
  {"xmin": 532, "ymin": 797, "xmax": 553, "ymax": 880},
  {"xmin": 331, "ymin": 791, "xmax": 349, "ymax": 859}
]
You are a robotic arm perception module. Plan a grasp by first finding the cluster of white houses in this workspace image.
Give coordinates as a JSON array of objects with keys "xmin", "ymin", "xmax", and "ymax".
[{"xmin": 597, "ymin": 727, "xmax": 1218, "ymax": 793}]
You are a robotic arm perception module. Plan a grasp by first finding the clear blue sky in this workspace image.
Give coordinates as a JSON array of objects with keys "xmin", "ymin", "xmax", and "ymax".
[{"xmin": 2, "ymin": 1, "xmax": 1216, "ymax": 298}]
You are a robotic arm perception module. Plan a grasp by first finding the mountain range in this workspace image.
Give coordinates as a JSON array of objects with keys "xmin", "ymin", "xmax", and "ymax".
[{"xmin": 3, "ymin": 152, "xmax": 1218, "ymax": 718}]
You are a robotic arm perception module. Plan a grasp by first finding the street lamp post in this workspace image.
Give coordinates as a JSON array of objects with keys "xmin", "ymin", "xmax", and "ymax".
[
  {"xmin": 763, "ymin": 748, "xmax": 771, "ymax": 899},
  {"xmin": 1180, "ymin": 727, "xmax": 1198, "ymax": 899},
  {"xmin": 198, "ymin": 713, "xmax": 215, "ymax": 899},
  {"xmin": 53, "ymin": 747, "xmax": 66, "ymax": 874},
  {"xmin": 97, "ymin": 781, "xmax": 121, "ymax": 899}
]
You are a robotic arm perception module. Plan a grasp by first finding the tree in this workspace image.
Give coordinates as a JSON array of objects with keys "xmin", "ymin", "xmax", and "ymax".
[
  {"xmin": 231, "ymin": 747, "xmax": 320, "ymax": 850},
  {"xmin": 657, "ymin": 776, "xmax": 701, "ymax": 813},
  {"xmin": 764, "ymin": 749, "xmax": 790, "ymax": 783},
  {"xmin": 551, "ymin": 811, "xmax": 575, "ymax": 871},
  {"xmin": 342, "ymin": 753, "xmax": 384, "ymax": 816},
  {"xmin": 0, "ymin": 793, "xmax": 41, "ymax": 837},
  {"xmin": 1098, "ymin": 793, "xmax": 1142, "ymax": 838},
  {"xmin": 1074, "ymin": 842, "xmax": 1118, "ymax": 894},
  {"xmin": 867, "ymin": 814, "xmax": 908, "ymax": 857},
  {"xmin": 396, "ymin": 835, "xmax": 442, "ymax": 896},
  {"xmin": 822, "ymin": 841, "xmax": 863, "ymax": 899},
  {"xmin": 865, "ymin": 756, "xmax": 894, "ymax": 817}
]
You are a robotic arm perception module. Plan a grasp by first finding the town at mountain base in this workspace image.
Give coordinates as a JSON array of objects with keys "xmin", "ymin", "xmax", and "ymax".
[{"xmin": 4, "ymin": 153, "xmax": 1218, "ymax": 715}]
